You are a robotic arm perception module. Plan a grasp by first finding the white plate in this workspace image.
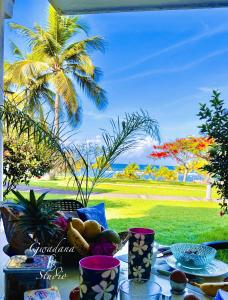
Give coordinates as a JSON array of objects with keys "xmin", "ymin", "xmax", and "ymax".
[{"xmin": 166, "ymin": 255, "xmax": 228, "ymax": 277}]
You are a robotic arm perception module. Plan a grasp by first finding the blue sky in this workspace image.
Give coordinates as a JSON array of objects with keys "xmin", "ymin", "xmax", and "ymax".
[{"xmin": 4, "ymin": 0, "xmax": 228, "ymax": 165}]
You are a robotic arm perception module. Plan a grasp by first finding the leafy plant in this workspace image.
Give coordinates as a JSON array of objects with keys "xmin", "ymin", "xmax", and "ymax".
[
  {"xmin": 0, "ymin": 99, "xmax": 74, "ymax": 196},
  {"xmin": 3, "ymin": 137, "xmax": 56, "ymax": 196},
  {"xmin": 1, "ymin": 98, "xmax": 160, "ymax": 207},
  {"xmin": 198, "ymin": 91, "xmax": 228, "ymax": 215},
  {"xmin": 12, "ymin": 190, "xmax": 61, "ymax": 246},
  {"xmin": 67, "ymin": 110, "xmax": 160, "ymax": 206}
]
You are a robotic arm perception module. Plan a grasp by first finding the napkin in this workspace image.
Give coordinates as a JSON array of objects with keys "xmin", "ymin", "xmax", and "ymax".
[
  {"xmin": 24, "ymin": 287, "xmax": 61, "ymax": 300},
  {"xmin": 214, "ymin": 289, "xmax": 228, "ymax": 300}
]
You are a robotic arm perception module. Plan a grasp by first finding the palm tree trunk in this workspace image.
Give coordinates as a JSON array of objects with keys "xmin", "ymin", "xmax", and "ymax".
[
  {"xmin": 49, "ymin": 93, "xmax": 60, "ymax": 180},
  {"xmin": 55, "ymin": 94, "xmax": 60, "ymax": 135}
]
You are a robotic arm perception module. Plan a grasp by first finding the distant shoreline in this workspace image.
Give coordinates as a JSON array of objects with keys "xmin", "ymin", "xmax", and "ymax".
[{"xmin": 107, "ymin": 163, "xmax": 204, "ymax": 183}]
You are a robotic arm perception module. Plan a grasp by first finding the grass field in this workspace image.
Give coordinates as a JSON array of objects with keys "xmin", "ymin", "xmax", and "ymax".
[
  {"xmin": 29, "ymin": 177, "xmax": 219, "ymax": 198},
  {"xmin": 7, "ymin": 177, "xmax": 228, "ymax": 261}
]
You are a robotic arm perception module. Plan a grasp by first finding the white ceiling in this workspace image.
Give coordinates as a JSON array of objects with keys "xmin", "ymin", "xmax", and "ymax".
[{"xmin": 49, "ymin": 0, "xmax": 228, "ymax": 15}]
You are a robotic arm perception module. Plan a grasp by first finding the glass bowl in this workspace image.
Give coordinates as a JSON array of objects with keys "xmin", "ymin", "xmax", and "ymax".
[{"xmin": 171, "ymin": 243, "xmax": 216, "ymax": 269}]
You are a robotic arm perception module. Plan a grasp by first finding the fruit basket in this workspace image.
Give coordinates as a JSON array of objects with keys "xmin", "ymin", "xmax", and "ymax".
[
  {"xmin": 60, "ymin": 218, "xmax": 129, "ymax": 265},
  {"xmin": 1, "ymin": 199, "xmax": 129, "ymax": 263},
  {"xmin": 54, "ymin": 229, "xmax": 129, "ymax": 265}
]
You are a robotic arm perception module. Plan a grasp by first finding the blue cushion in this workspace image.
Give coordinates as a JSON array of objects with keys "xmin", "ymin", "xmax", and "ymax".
[
  {"xmin": 3, "ymin": 201, "xmax": 25, "ymax": 213},
  {"xmin": 77, "ymin": 203, "xmax": 108, "ymax": 229}
]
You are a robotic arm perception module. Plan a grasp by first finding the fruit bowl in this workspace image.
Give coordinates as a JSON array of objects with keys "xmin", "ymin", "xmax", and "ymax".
[{"xmin": 170, "ymin": 243, "xmax": 216, "ymax": 269}]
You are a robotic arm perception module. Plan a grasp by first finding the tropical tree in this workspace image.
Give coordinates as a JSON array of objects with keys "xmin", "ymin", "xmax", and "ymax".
[
  {"xmin": 143, "ymin": 164, "xmax": 155, "ymax": 179},
  {"xmin": 153, "ymin": 166, "xmax": 178, "ymax": 181},
  {"xmin": 3, "ymin": 136, "xmax": 56, "ymax": 196},
  {"xmin": 198, "ymin": 91, "xmax": 228, "ymax": 215},
  {"xmin": 150, "ymin": 136, "xmax": 213, "ymax": 182},
  {"xmin": 116, "ymin": 163, "xmax": 140, "ymax": 180},
  {"xmin": 6, "ymin": 5, "xmax": 107, "ymax": 133}
]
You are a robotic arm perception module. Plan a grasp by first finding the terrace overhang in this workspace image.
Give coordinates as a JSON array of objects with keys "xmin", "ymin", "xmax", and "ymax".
[
  {"xmin": 1, "ymin": 0, "xmax": 14, "ymax": 18},
  {"xmin": 49, "ymin": 0, "xmax": 228, "ymax": 15}
]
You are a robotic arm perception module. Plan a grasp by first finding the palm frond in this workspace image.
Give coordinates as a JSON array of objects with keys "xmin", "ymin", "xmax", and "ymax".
[
  {"xmin": 67, "ymin": 110, "xmax": 160, "ymax": 206},
  {"xmin": 5, "ymin": 60, "xmax": 49, "ymax": 86},
  {"xmin": 10, "ymin": 42, "xmax": 25, "ymax": 60},
  {"xmin": 75, "ymin": 73, "xmax": 108, "ymax": 110},
  {"xmin": 9, "ymin": 23, "xmax": 38, "ymax": 48},
  {"xmin": 61, "ymin": 37, "xmax": 105, "ymax": 63},
  {"xmin": 48, "ymin": 5, "xmax": 88, "ymax": 46},
  {"xmin": 51, "ymin": 71, "xmax": 78, "ymax": 113},
  {"xmin": 33, "ymin": 23, "xmax": 61, "ymax": 56}
]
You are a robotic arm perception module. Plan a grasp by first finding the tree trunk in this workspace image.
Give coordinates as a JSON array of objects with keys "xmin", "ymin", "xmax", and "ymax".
[
  {"xmin": 49, "ymin": 94, "xmax": 60, "ymax": 180},
  {"xmin": 206, "ymin": 175, "xmax": 212, "ymax": 201},
  {"xmin": 54, "ymin": 93, "xmax": 60, "ymax": 135},
  {"xmin": 183, "ymin": 168, "xmax": 188, "ymax": 182}
]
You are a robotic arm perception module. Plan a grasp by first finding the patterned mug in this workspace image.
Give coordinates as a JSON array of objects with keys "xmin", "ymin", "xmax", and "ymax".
[
  {"xmin": 79, "ymin": 255, "xmax": 120, "ymax": 300},
  {"xmin": 128, "ymin": 228, "xmax": 155, "ymax": 280}
]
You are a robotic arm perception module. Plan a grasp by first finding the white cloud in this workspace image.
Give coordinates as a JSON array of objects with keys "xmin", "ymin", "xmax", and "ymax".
[
  {"xmin": 121, "ymin": 136, "xmax": 158, "ymax": 159},
  {"xmin": 85, "ymin": 135, "xmax": 103, "ymax": 145},
  {"xmin": 84, "ymin": 110, "xmax": 113, "ymax": 120}
]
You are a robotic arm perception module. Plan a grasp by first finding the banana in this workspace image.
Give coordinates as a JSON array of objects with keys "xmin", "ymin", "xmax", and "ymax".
[
  {"xmin": 192, "ymin": 282, "xmax": 228, "ymax": 297},
  {"xmin": 71, "ymin": 218, "xmax": 85, "ymax": 235},
  {"xmin": 67, "ymin": 222, "xmax": 90, "ymax": 256}
]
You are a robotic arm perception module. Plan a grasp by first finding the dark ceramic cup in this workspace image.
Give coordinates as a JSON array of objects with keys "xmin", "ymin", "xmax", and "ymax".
[
  {"xmin": 128, "ymin": 228, "xmax": 155, "ymax": 280},
  {"xmin": 79, "ymin": 255, "xmax": 120, "ymax": 300}
]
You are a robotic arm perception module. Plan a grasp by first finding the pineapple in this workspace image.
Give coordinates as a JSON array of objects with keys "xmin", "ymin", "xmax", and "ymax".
[{"xmin": 12, "ymin": 189, "xmax": 62, "ymax": 247}]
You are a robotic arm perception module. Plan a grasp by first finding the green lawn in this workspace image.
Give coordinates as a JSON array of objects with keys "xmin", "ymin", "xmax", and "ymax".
[
  {"xmin": 29, "ymin": 177, "xmax": 218, "ymax": 199},
  {"xmin": 6, "ymin": 189, "xmax": 228, "ymax": 261}
]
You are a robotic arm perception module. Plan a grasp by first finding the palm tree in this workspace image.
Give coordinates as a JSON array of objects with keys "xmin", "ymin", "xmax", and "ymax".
[
  {"xmin": 6, "ymin": 5, "xmax": 107, "ymax": 133},
  {"xmin": 143, "ymin": 164, "xmax": 154, "ymax": 179}
]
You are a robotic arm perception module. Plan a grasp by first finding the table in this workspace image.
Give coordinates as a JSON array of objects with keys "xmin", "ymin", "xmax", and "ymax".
[{"xmin": 51, "ymin": 243, "xmax": 227, "ymax": 299}]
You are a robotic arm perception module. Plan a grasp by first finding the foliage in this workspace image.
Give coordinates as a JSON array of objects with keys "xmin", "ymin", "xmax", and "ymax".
[
  {"xmin": 198, "ymin": 91, "xmax": 228, "ymax": 215},
  {"xmin": 143, "ymin": 164, "xmax": 155, "ymax": 178},
  {"xmin": 92, "ymin": 156, "xmax": 111, "ymax": 171},
  {"xmin": 153, "ymin": 166, "xmax": 178, "ymax": 181},
  {"xmin": 12, "ymin": 190, "xmax": 61, "ymax": 246},
  {"xmin": 3, "ymin": 136, "xmax": 55, "ymax": 196},
  {"xmin": 67, "ymin": 110, "xmax": 160, "ymax": 206},
  {"xmin": 150, "ymin": 136, "xmax": 213, "ymax": 182},
  {"xmin": 0, "ymin": 99, "xmax": 73, "ymax": 196},
  {"xmin": 115, "ymin": 163, "xmax": 140, "ymax": 180},
  {"xmin": 4, "ymin": 61, "xmax": 55, "ymax": 122},
  {"xmin": 6, "ymin": 6, "xmax": 107, "ymax": 132},
  {"xmin": 1, "ymin": 97, "xmax": 159, "ymax": 206},
  {"xmin": 176, "ymin": 159, "xmax": 208, "ymax": 177}
]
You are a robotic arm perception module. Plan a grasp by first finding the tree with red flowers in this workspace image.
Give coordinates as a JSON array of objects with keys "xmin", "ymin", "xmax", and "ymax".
[{"xmin": 149, "ymin": 136, "xmax": 213, "ymax": 182}]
